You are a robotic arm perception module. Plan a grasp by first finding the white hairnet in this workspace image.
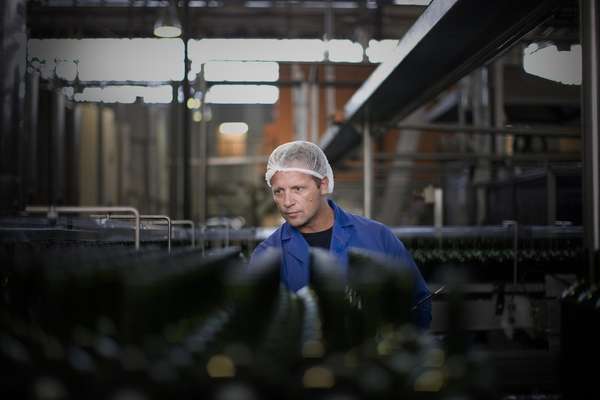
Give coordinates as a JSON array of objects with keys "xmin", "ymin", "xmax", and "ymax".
[{"xmin": 265, "ymin": 141, "xmax": 334, "ymax": 193}]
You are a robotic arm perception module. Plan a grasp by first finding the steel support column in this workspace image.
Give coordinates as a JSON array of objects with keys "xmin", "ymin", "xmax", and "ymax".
[
  {"xmin": 580, "ymin": 0, "xmax": 600, "ymax": 282},
  {"xmin": 198, "ymin": 73, "xmax": 208, "ymax": 224},
  {"xmin": 97, "ymin": 103, "xmax": 104, "ymax": 205},
  {"xmin": 0, "ymin": 0, "xmax": 27, "ymax": 212},
  {"xmin": 52, "ymin": 89, "xmax": 65, "ymax": 204},
  {"xmin": 182, "ymin": 0, "xmax": 192, "ymax": 219},
  {"xmin": 169, "ymin": 82, "xmax": 180, "ymax": 218}
]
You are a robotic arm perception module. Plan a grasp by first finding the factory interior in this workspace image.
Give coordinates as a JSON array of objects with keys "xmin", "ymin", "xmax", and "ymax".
[{"xmin": 1, "ymin": 0, "xmax": 599, "ymax": 399}]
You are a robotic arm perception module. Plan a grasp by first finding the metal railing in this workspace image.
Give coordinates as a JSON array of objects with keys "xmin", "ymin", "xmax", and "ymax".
[
  {"xmin": 108, "ymin": 214, "xmax": 172, "ymax": 253},
  {"xmin": 25, "ymin": 206, "xmax": 141, "ymax": 250},
  {"xmin": 172, "ymin": 220, "xmax": 195, "ymax": 248}
]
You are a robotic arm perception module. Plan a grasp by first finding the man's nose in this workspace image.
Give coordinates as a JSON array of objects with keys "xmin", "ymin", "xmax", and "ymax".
[{"xmin": 283, "ymin": 192, "xmax": 295, "ymax": 207}]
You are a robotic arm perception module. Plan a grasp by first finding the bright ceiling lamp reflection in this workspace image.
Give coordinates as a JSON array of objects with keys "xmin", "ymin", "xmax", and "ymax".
[
  {"xmin": 189, "ymin": 39, "xmax": 326, "ymax": 64},
  {"xmin": 28, "ymin": 39, "xmax": 184, "ymax": 81},
  {"xmin": 523, "ymin": 43, "xmax": 581, "ymax": 85},
  {"xmin": 72, "ymin": 85, "xmax": 172, "ymax": 103},
  {"xmin": 205, "ymin": 85, "xmax": 279, "ymax": 104},
  {"xmin": 153, "ymin": 1, "xmax": 182, "ymax": 38},
  {"xmin": 153, "ymin": 24, "xmax": 182, "ymax": 38},
  {"xmin": 218, "ymin": 122, "xmax": 249, "ymax": 135},
  {"xmin": 204, "ymin": 61, "xmax": 279, "ymax": 82},
  {"xmin": 327, "ymin": 39, "xmax": 364, "ymax": 63},
  {"xmin": 365, "ymin": 39, "xmax": 399, "ymax": 63}
]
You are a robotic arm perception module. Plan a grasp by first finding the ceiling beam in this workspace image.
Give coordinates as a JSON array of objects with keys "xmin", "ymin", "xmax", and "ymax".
[{"xmin": 322, "ymin": 0, "xmax": 562, "ymax": 165}]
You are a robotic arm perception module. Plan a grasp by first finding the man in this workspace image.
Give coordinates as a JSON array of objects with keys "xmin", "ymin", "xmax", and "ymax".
[{"xmin": 250, "ymin": 141, "xmax": 431, "ymax": 330}]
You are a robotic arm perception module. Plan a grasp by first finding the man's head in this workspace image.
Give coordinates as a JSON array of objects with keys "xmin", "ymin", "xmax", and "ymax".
[{"xmin": 265, "ymin": 141, "xmax": 335, "ymax": 232}]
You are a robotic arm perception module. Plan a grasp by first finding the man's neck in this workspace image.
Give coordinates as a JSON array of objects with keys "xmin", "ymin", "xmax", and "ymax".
[{"xmin": 298, "ymin": 199, "xmax": 334, "ymax": 234}]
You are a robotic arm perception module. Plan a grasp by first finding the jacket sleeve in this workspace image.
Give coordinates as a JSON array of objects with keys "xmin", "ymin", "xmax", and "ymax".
[
  {"xmin": 249, "ymin": 241, "xmax": 269, "ymax": 268},
  {"xmin": 381, "ymin": 226, "xmax": 432, "ymax": 330}
]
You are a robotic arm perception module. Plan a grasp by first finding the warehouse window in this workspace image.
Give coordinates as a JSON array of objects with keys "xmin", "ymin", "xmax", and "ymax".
[{"xmin": 217, "ymin": 123, "xmax": 248, "ymax": 157}]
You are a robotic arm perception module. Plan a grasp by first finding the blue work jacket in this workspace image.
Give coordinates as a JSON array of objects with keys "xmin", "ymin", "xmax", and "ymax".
[{"xmin": 250, "ymin": 199, "xmax": 432, "ymax": 330}]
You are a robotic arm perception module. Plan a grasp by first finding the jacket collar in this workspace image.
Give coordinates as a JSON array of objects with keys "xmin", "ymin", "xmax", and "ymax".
[
  {"xmin": 329, "ymin": 199, "xmax": 354, "ymax": 254},
  {"xmin": 280, "ymin": 199, "xmax": 354, "ymax": 261}
]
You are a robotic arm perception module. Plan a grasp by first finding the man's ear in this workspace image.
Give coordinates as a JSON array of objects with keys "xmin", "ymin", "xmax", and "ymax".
[{"xmin": 320, "ymin": 177, "xmax": 329, "ymax": 194}]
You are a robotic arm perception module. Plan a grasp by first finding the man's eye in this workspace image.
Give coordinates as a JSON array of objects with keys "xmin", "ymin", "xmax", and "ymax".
[{"xmin": 293, "ymin": 187, "xmax": 303, "ymax": 192}]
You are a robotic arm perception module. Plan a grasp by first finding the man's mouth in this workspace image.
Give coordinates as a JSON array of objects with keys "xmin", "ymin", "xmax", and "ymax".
[{"xmin": 286, "ymin": 211, "xmax": 301, "ymax": 217}]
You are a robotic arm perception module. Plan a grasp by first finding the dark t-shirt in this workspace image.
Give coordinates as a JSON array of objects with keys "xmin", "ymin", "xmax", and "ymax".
[{"xmin": 301, "ymin": 227, "xmax": 333, "ymax": 250}]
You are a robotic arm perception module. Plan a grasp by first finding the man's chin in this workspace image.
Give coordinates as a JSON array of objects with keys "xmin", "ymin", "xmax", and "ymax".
[{"xmin": 284, "ymin": 217, "xmax": 306, "ymax": 228}]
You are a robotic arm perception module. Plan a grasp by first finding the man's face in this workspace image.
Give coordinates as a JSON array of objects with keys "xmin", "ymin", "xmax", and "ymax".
[{"xmin": 270, "ymin": 170, "xmax": 328, "ymax": 231}]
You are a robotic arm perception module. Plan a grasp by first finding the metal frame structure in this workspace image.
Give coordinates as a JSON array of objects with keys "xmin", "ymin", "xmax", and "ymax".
[
  {"xmin": 321, "ymin": 0, "xmax": 561, "ymax": 166},
  {"xmin": 150, "ymin": 219, "xmax": 195, "ymax": 248},
  {"xmin": 109, "ymin": 214, "xmax": 172, "ymax": 253},
  {"xmin": 172, "ymin": 220, "xmax": 195, "ymax": 248},
  {"xmin": 24, "ymin": 206, "xmax": 141, "ymax": 249},
  {"xmin": 392, "ymin": 123, "xmax": 580, "ymax": 138}
]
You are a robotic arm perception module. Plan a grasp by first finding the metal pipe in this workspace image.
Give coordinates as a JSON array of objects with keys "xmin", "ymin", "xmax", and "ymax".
[
  {"xmin": 363, "ymin": 115, "xmax": 373, "ymax": 219},
  {"xmin": 169, "ymin": 82, "xmax": 180, "ymax": 219},
  {"xmin": 580, "ymin": 0, "xmax": 600, "ymax": 283},
  {"xmin": 148, "ymin": 219, "xmax": 194, "ymax": 248},
  {"xmin": 167, "ymin": 220, "xmax": 195, "ymax": 248},
  {"xmin": 493, "ymin": 59, "xmax": 507, "ymax": 156},
  {"xmin": 310, "ymin": 65, "xmax": 320, "ymax": 143},
  {"xmin": 110, "ymin": 214, "xmax": 172, "ymax": 253},
  {"xmin": 182, "ymin": 0, "xmax": 192, "ymax": 220},
  {"xmin": 50, "ymin": 79, "xmax": 364, "ymax": 89},
  {"xmin": 202, "ymin": 155, "xmax": 268, "ymax": 166},
  {"xmin": 502, "ymin": 220, "xmax": 519, "ymax": 287},
  {"xmin": 97, "ymin": 103, "xmax": 104, "ymax": 205},
  {"xmin": 374, "ymin": 152, "xmax": 580, "ymax": 162},
  {"xmin": 25, "ymin": 206, "xmax": 141, "ymax": 250},
  {"xmin": 200, "ymin": 224, "xmax": 205, "ymax": 256},
  {"xmin": 324, "ymin": 1, "xmax": 336, "ymax": 130},
  {"xmin": 53, "ymin": 89, "xmax": 66, "ymax": 204},
  {"xmin": 412, "ymin": 285, "xmax": 445, "ymax": 310},
  {"xmin": 198, "ymin": 72, "xmax": 208, "ymax": 224},
  {"xmin": 392, "ymin": 123, "xmax": 579, "ymax": 138}
]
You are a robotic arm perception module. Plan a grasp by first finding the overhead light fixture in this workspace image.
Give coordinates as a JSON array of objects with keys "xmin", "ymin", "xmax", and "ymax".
[
  {"xmin": 154, "ymin": 1, "xmax": 182, "ymax": 38},
  {"xmin": 219, "ymin": 122, "xmax": 249, "ymax": 135}
]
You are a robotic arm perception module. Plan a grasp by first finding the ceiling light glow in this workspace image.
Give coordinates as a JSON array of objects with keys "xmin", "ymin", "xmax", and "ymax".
[
  {"xmin": 28, "ymin": 38, "xmax": 184, "ymax": 81},
  {"xmin": 72, "ymin": 85, "xmax": 172, "ymax": 103},
  {"xmin": 189, "ymin": 39, "xmax": 326, "ymax": 63},
  {"xmin": 365, "ymin": 39, "xmax": 399, "ymax": 63},
  {"xmin": 204, "ymin": 61, "xmax": 279, "ymax": 82},
  {"xmin": 205, "ymin": 84, "xmax": 279, "ymax": 104},
  {"xmin": 219, "ymin": 122, "xmax": 249, "ymax": 135},
  {"xmin": 327, "ymin": 39, "xmax": 364, "ymax": 63}
]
